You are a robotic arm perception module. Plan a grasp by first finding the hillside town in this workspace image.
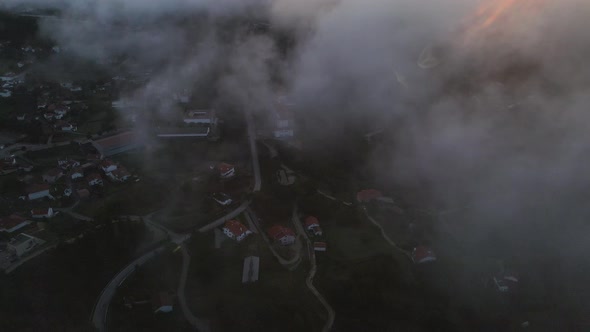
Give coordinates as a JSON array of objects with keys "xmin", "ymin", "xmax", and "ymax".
[{"xmin": 1, "ymin": 2, "xmax": 587, "ymax": 332}]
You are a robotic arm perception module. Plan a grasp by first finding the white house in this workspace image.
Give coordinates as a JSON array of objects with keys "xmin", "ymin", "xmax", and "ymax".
[
  {"xmin": 86, "ymin": 173, "xmax": 103, "ymax": 186},
  {"xmin": 222, "ymin": 220, "xmax": 253, "ymax": 242},
  {"xmin": 70, "ymin": 168, "xmax": 84, "ymax": 180},
  {"xmin": 267, "ymin": 225, "xmax": 296, "ymax": 246},
  {"xmin": 212, "ymin": 192, "xmax": 232, "ymax": 206},
  {"xmin": 100, "ymin": 160, "xmax": 117, "ymax": 173},
  {"xmin": 304, "ymin": 216, "xmax": 323, "ymax": 236},
  {"xmin": 26, "ymin": 184, "xmax": 52, "ymax": 200},
  {"xmin": 214, "ymin": 163, "xmax": 235, "ymax": 179},
  {"xmin": 152, "ymin": 292, "xmax": 174, "ymax": 313},
  {"xmin": 412, "ymin": 246, "xmax": 437, "ymax": 264},
  {"xmin": 31, "ymin": 207, "xmax": 55, "ymax": 219},
  {"xmin": 54, "ymin": 121, "xmax": 77, "ymax": 132},
  {"xmin": 107, "ymin": 167, "xmax": 131, "ymax": 182}
]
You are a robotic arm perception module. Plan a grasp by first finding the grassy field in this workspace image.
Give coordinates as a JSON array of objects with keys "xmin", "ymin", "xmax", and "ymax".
[
  {"xmin": 0, "ymin": 223, "xmax": 149, "ymax": 332},
  {"xmin": 109, "ymin": 250, "xmax": 192, "ymax": 332},
  {"xmin": 184, "ymin": 232, "xmax": 325, "ymax": 332}
]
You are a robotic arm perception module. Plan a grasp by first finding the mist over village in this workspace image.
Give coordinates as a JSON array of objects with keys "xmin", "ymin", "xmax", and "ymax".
[{"xmin": 0, "ymin": 0, "xmax": 589, "ymax": 331}]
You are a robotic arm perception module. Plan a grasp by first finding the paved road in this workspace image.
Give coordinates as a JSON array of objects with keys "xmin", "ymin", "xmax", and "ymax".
[
  {"xmin": 91, "ymin": 246, "xmax": 166, "ymax": 332},
  {"xmin": 178, "ymin": 245, "xmax": 211, "ymax": 332},
  {"xmin": 292, "ymin": 205, "xmax": 335, "ymax": 332},
  {"xmin": 361, "ymin": 207, "xmax": 412, "ymax": 261},
  {"xmin": 245, "ymin": 108, "xmax": 261, "ymax": 192}
]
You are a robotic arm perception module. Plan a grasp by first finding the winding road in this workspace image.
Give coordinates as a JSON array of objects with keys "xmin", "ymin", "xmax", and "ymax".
[{"xmin": 292, "ymin": 205, "xmax": 335, "ymax": 332}]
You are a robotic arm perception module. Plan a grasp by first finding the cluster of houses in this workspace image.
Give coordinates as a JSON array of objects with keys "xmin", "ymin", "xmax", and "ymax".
[{"xmin": 0, "ymin": 156, "xmax": 33, "ymax": 175}]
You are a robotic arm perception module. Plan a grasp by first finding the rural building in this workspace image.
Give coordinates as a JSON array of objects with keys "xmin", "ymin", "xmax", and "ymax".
[
  {"xmin": 100, "ymin": 159, "xmax": 118, "ymax": 173},
  {"xmin": 26, "ymin": 184, "xmax": 51, "ymax": 200},
  {"xmin": 77, "ymin": 188, "xmax": 91, "ymax": 199},
  {"xmin": 412, "ymin": 246, "xmax": 437, "ymax": 264},
  {"xmin": 156, "ymin": 126, "xmax": 210, "ymax": 138},
  {"xmin": 214, "ymin": 163, "xmax": 235, "ymax": 179},
  {"xmin": 58, "ymin": 159, "xmax": 80, "ymax": 170},
  {"xmin": 267, "ymin": 225, "xmax": 296, "ymax": 246},
  {"xmin": 222, "ymin": 220, "xmax": 252, "ymax": 242},
  {"xmin": 54, "ymin": 121, "xmax": 77, "ymax": 132},
  {"xmin": 92, "ymin": 131, "xmax": 142, "ymax": 156},
  {"xmin": 304, "ymin": 216, "xmax": 323, "ymax": 236},
  {"xmin": 107, "ymin": 167, "xmax": 131, "ymax": 182},
  {"xmin": 8, "ymin": 233, "xmax": 45, "ymax": 257},
  {"xmin": 86, "ymin": 173, "xmax": 103, "ymax": 186},
  {"xmin": 0, "ymin": 214, "xmax": 32, "ymax": 233},
  {"xmin": 42, "ymin": 168, "xmax": 63, "ymax": 183},
  {"xmin": 183, "ymin": 109, "xmax": 217, "ymax": 125},
  {"xmin": 242, "ymin": 256, "xmax": 260, "ymax": 284},
  {"xmin": 31, "ymin": 207, "xmax": 55, "ymax": 219},
  {"xmin": 152, "ymin": 292, "xmax": 174, "ymax": 313},
  {"xmin": 356, "ymin": 189, "xmax": 383, "ymax": 203},
  {"xmin": 313, "ymin": 241, "xmax": 327, "ymax": 252},
  {"xmin": 70, "ymin": 168, "xmax": 84, "ymax": 180}
]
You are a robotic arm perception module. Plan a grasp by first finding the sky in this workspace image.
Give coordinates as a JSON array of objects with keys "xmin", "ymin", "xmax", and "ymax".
[{"xmin": 3, "ymin": 0, "xmax": 590, "ymax": 325}]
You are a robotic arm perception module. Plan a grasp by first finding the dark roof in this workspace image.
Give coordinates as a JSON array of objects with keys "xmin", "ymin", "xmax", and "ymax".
[{"xmin": 93, "ymin": 131, "xmax": 138, "ymax": 151}]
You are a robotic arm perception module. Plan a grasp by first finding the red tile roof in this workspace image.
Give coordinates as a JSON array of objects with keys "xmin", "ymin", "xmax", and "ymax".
[
  {"xmin": 86, "ymin": 173, "xmax": 102, "ymax": 181},
  {"xmin": 412, "ymin": 246, "xmax": 437, "ymax": 264},
  {"xmin": 0, "ymin": 214, "xmax": 28, "ymax": 231},
  {"xmin": 223, "ymin": 220, "xmax": 250, "ymax": 237},
  {"xmin": 217, "ymin": 163, "xmax": 234, "ymax": 174},
  {"xmin": 31, "ymin": 208, "xmax": 51, "ymax": 216},
  {"xmin": 356, "ymin": 189, "xmax": 383, "ymax": 202},
  {"xmin": 304, "ymin": 216, "xmax": 320, "ymax": 228},
  {"xmin": 93, "ymin": 131, "xmax": 137, "ymax": 150},
  {"xmin": 267, "ymin": 225, "xmax": 295, "ymax": 240},
  {"xmin": 45, "ymin": 168, "xmax": 63, "ymax": 177},
  {"xmin": 26, "ymin": 183, "xmax": 50, "ymax": 194},
  {"xmin": 77, "ymin": 188, "xmax": 90, "ymax": 198}
]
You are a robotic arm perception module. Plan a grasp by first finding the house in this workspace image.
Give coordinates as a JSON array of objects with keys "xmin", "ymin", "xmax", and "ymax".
[
  {"xmin": 86, "ymin": 153, "xmax": 103, "ymax": 162},
  {"xmin": 77, "ymin": 188, "xmax": 91, "ymax": 199},
  {"xmin": 26, "ymin": 183, "xmax": 52, "ymax": 200},
  {"xmin": 304, "ymin": 216, "xmax": 323, "ymax": 236},
  {"xmin": 242, "ymin": 256, "xmax": 260, "ymax": 284},
  {"xmin": 0, "ymin": 214, "xmax": 32, "ymax": 233},
  {"xmin": 54, "ymin": 121, "xmax": 77, "ymax": 132},
  {"xmin": 42, "ymin": 168, "xmax": 63, "ymax": 183},
  {"xmin": 86, "ymin": 173, "xmax": 103, "ymax": 186},
  {"xmin": 152, "ymin": 291, "xmax": 174, "ymax": 313},
  {"xmin": 31, "ymin": 207, "xmax": 55, "ymax": 219},
  {"xmin": 412, "ymin": 246, "xmax": 437, "ymax": 264},
  {"xmin": 54, "ymin": 105, "xmax": 69, "ymax": 117},
  {"xmin": 58, "ymin": 159, "xmax": 81, "ymax": 170},
  {"xmin": 313, "ymin": 241, "xmax": 327, "ymax": 252},
  {"xmin": 43, "ymin": 112, "xmax": 55, "ymax": 120},
  {"xmin": 222, "ymin": 220, "xmax": 252, "ymax": 242},
  {"xmin": 16, "ymin": 114, "xmax": 26, "ymax": 121},
  {"xmin": 107, "ymin": 167, "xmax": 131, "ymax": 182},
  {"xmin": 212, "ymin": 192, "xmax": 232, "ymax": 206},
  {"xmin": 92, "ymin": 131, "xmax": 142, "ymax": 156},
  {"xmin": 183, "ymin": 109, "xmax": 217, "ymax": 125},
  {"xmin": 213, "ymin": 163, "xmax": 235, "ymax": 179},
  {"xmin": 8, "ymin": 233, "xmax": 45, "ymax": 257},
  {"xmin": 356, "ymin": 189, "xmax": 383, "ymax": 203},
  {"xmin": 100, "ymin": 159, "xmax": 118, "ymax": 173},
  {"xmin": 493, "ymin": 272, "xmax": 519, "ymax": 292},
  {"xmin": 70, "ymin": 168, "xmax": 84, "ymax": 180},
  {"xmin": 267, "ymin": 225, "xmax": 296, "ymax": 246},
  {"xmin": 276, "ymin": 169, "xmax": 295, "ymax": 186}
]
